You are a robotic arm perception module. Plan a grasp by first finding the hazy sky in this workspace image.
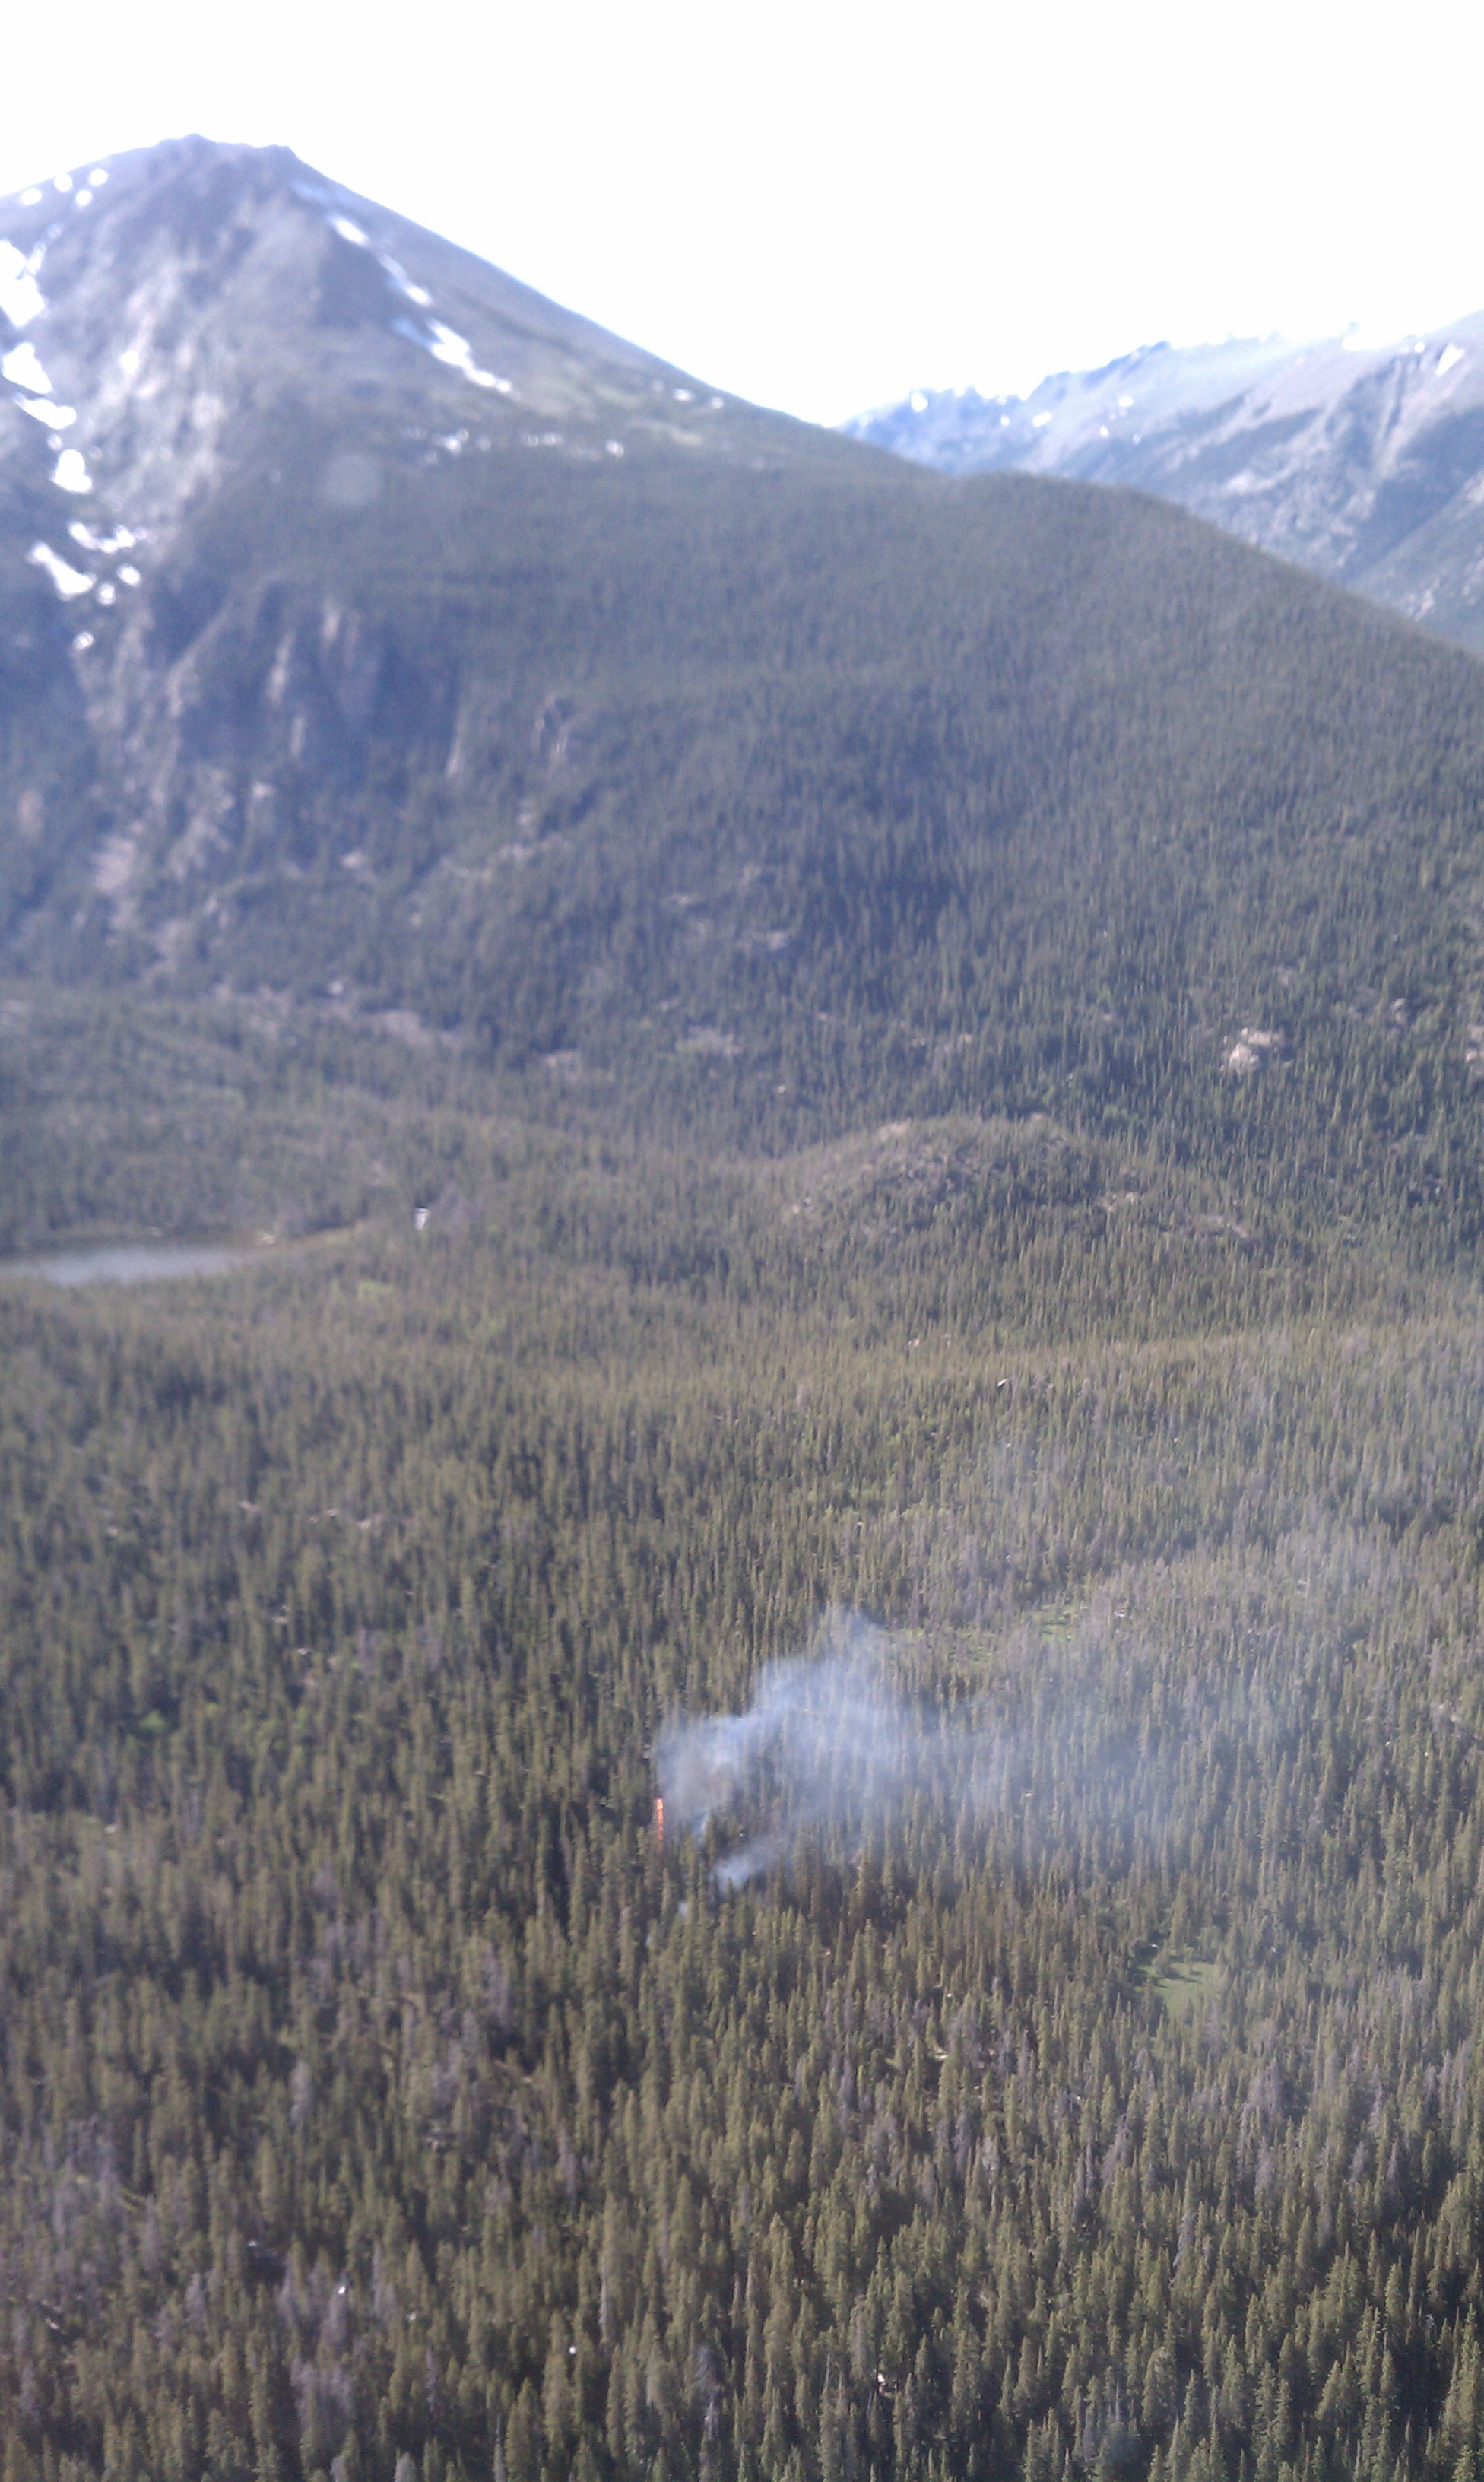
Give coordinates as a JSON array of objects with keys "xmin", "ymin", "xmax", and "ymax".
[{"xmin": 2, "ymin": 0, "xmax": 1480, "ymax": 424}]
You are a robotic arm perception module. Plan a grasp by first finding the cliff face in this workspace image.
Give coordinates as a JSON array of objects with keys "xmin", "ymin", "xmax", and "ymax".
[{"xmin": 0, "ymin": 136, "xmax": 823, "ymax": 983}]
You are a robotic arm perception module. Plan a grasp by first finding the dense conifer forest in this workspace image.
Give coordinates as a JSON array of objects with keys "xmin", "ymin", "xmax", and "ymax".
[
  {"xmin": 11, "ymin": 142, "xmax": 1484, "ymax": 2482},
  {"xmin": 4, "ymin": 1079, "xmax": 1484, "ymax": 2482}
]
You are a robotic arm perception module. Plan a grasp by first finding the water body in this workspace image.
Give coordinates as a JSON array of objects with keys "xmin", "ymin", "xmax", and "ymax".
[{"xmin": 1, "ymin": 1239, "xmax": 275, "ymax": 1288}]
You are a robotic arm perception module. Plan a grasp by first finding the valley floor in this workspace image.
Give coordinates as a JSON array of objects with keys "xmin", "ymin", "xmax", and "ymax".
[{"xmin": 1, "ymin": 1005, "xmax": 1482, "ymax": 2482}]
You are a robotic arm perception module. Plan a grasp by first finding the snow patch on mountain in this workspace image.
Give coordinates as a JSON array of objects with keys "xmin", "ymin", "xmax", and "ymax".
[
  {"xmin": 0, "ymin": 241, "xmax": 46, "ymax": 327},
  {"xmin": 69, "ymin": 521, "xmax": 138, "ymax": 555},
  {"xmin": 425, "ymin": 322, "xmax": 508, "ymax": 391},
  {"xmin": 319, "ymin": 202, "xmax": 509, "ymax": 392},
  {"xmin": 382, "ymin": 259, "xmax": 433, "ymax": 308},
  {"xmin": 392, "ymin": 314, "xmax": 510, "ymax": 393},
  {"xmin": 30, "ymin": 541, "xmax": 94, "ymax": 597},
  {"xmin": 2, "ymin": 343, "xmax": 52, "ymax": 392}
]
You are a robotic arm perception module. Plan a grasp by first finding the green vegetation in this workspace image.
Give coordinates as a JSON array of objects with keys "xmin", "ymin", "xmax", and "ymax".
[
  {"xmin": 16, "ymin": 401, "xmax": 1484, "ymax": 1194},
  {"xmin": 1146, "ymin": 1956, "xmax": 1219, "ymax": 2018},
  {"xmin": 11, "ymin": 151, "xmax": 1484, "ymax": 2477},
  {"xmin": 2, "ymin": 1100, "xmax": 1484, "ymax": 2482}
]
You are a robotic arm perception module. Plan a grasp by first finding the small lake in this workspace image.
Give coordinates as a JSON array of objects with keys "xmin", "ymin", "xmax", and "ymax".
[{"xmin": 1, "ymin": 1239, "xmax": 277, "ymax": 1288}]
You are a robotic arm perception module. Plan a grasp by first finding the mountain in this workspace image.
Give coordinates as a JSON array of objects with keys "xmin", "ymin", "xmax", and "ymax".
[
  {"xmin": 15, "ymin": 149, "xmax": 1484, "ymax": 2482},
  {"xmin": 7, "ymin": 141, "xmax": 1484, "ymax": 1217},
  {"xmin": 0, "ymin": 135, "xmax": 838, "ymax": 976},
  {"xmin": 842, "ymin": 322, "xmax": 1484, "ymax": 655}
]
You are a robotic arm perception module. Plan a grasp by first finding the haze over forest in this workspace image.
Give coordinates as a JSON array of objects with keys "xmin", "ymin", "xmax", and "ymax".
[{"xmin": 4, "ymin": 139, "xmax": 1484, "ymax": 2482}]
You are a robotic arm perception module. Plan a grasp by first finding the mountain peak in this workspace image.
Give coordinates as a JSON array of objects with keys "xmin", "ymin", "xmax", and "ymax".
[
  {"xmin": 0, "ymin": 133, "xmax": 753, "ymax": 541},
  {"xmin": 0, "ymin": 136, "xmax": 867, "ymax": 998},
  {"xmin": 9, "ymin": 133, "xmax": 1484, "ymax": 1158}
]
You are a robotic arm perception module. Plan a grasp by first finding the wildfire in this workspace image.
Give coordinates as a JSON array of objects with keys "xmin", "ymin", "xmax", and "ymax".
[{"xmin": 655, "ymin": 1796, "xmax": 664, "ymax": 1846}]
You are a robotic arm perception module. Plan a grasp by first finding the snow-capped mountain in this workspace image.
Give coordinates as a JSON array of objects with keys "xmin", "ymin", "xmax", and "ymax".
[
  {"xmin": 0, "ymin": 135, "xmax": 833, "ymax": 973},
  {"xmin": 0, "ymin": 133, "xmax": 766, "ymax": 570},
  {"xmin": 843, "ymin": 325, "xmax": 1484, "ymax": 655},
  {"xmin": 7, "ymin": 134, "xmax": 1484, "ymax": 1101}
]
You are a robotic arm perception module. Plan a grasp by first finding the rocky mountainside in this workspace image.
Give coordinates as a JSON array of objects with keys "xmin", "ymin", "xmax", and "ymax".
[
  {"xmin": 844, "ymin": 322, "xmax": 1484, "ymax": 655},
  {"xmin": 6, "ymin": 141, "xmax": 1484, "ymax": 1190},
  {"xmin": 0, "ymin": 137, "xmax": 841, "ymax": 980}
]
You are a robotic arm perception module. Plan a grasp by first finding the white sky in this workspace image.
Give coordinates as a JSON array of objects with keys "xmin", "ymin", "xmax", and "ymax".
[{"xmin": 2, "ymin": 0, "xmax": 1481, "ymax": 425}]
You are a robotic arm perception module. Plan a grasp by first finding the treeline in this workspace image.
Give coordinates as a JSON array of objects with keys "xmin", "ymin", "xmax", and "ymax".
[{"xmin": 3, "ymin": 1145, "xmax": 1484, "ymax": 2481}]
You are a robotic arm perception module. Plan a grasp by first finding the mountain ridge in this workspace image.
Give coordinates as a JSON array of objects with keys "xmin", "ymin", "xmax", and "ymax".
[
  {"xmin": 5, "ymin": 141, "xmax": 1484, "ymax": 1230},
  {"xmin": 843, "ymin": 319, "xmax": 1484, "ymax": 655},
  {"xmin": 0, "ymin": 136, "xmax": 867, "ymax": 986}
]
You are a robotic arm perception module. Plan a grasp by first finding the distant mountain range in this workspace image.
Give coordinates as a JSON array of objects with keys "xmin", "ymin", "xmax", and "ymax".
[
  {"xmin": 842, "ymin": 323, "xmax": 1484, "ymax": 656},
  {"xmin": 5, "ymin": 140, "xmax": 1484, "ymax": 1192}
]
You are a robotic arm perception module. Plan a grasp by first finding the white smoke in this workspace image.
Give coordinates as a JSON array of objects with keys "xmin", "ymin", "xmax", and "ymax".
[{"xmin": 656, "ymin": 1611, "xmax": 1010, "ymax": 1885}]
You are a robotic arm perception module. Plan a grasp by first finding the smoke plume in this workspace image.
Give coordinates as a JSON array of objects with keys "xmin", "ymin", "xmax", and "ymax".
[{"xmin": 655, "ymin": 1611, "xmax": 1009, "ymax": 1885}]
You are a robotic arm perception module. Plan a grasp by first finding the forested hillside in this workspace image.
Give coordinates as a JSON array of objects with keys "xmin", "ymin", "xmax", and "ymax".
[
  {"xmin": 8, "ymin": 141, "xmax": 1484, "ymax": 1161},
  {"xmin": 4, "ymin": 1158, "xmax": 1484, "ymax": 2482},
  {"xmin": 9, "ymin": 135, "xmax": 1484, "ymax": 2482}
]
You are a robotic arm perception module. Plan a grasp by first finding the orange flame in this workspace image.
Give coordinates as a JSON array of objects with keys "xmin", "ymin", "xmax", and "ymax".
[{"xmin": 655, "ymin": 1796, "xmax": 664, "ymax": 1846}]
